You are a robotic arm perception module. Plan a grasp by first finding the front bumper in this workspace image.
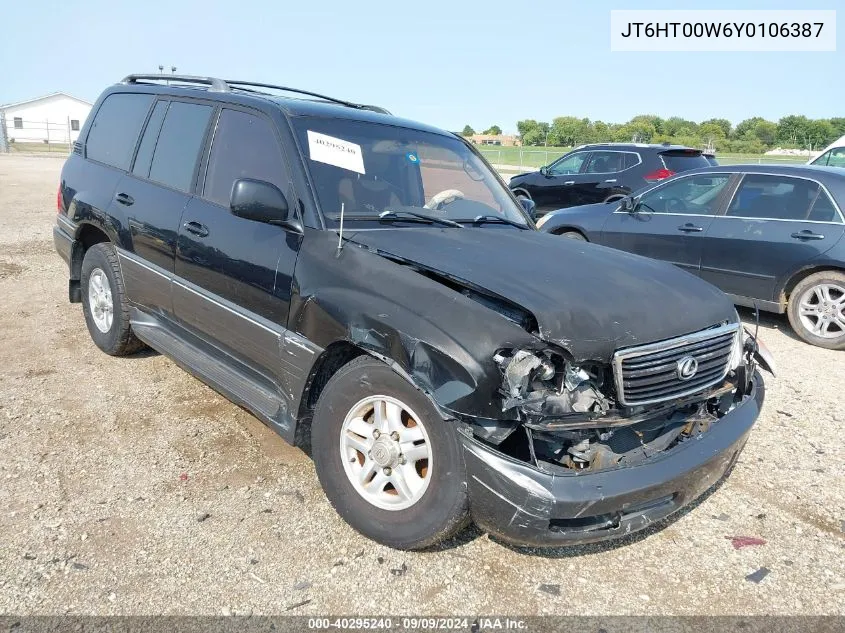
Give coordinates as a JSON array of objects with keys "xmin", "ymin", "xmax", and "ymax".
[{"xmin": 461, "ymin": 372, "xmax": 764, "ymax": 547}]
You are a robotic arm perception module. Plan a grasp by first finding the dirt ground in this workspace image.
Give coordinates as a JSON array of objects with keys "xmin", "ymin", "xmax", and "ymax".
[{"xmin": 0, "ymin": 154, "xmax": 843, "ymax": 616}]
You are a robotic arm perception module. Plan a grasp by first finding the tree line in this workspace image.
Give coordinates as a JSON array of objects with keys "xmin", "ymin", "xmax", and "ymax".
[{"xmin": 460, "ymin": 116, "xmax": 845, "ymax": 153}]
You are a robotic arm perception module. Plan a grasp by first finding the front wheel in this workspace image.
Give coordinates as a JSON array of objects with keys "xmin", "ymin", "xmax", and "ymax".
[
  {"xmin": 311, "ymin": 356, "xmax": 469, "ymax": 549},
  {"xmin": 787, "ymin": 271, "xmax": 845, "ymax": 350}
]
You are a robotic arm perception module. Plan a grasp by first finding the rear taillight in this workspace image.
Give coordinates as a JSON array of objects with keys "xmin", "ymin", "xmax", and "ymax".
[
  {"xmin": 57, "ymin": 185, "xmax": 63, "ymax": 213},
  {"xmin": 644, "ymin": 168, "xmax": 675, "ymax": 182}
]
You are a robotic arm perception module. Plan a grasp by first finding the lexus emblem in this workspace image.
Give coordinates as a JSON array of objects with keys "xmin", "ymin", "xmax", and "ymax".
[{"xmin": 676, "ymin": 356, "xmax": 698, "ymax": 380}]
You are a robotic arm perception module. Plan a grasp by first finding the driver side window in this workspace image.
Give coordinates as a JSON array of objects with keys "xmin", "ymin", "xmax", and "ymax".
[
  {"xmin": 548, "ymin": 152, "xmax": 587, "ymax": 176},
  {"xmin": 638, "ymin": 174, "xmax": 730, "ymax": 215}
]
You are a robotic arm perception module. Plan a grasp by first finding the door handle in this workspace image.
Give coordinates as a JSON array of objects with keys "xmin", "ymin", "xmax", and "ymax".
[
  {"xmin": 677, "ymin": 223, "xmax": 704, "ymax": 233},
  {"xmin": 183, "ymin": 221, "xmax": 209, "ymax": 238},
  {"xmin": 114, "ymin": 192, "xmax": 134, "ymax": 206},
  {"xmin": 604, "ymin": 179, "xmax": 617, "ymax": 183},
  {"xmin": 791, "ymin": 230, "xmax": 825, "ymax": 240},
  {"xmin": 564, "ymin": 181, "xmax": 575, "ymax": 185}
]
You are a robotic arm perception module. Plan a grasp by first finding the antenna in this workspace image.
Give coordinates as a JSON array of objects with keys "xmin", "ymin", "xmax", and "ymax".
[{"xmin": 336, "ymin": 202, "xmax": 345, "ymax": 254}]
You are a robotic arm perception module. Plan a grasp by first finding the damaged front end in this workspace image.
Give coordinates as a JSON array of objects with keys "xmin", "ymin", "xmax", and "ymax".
[
  {"xmin": 478, "ymin": 321, "xmax": 770, "ymax": 475},
  {"xmin": 457, "ymin": 321, "xmax": 770, "ymax": 547}
]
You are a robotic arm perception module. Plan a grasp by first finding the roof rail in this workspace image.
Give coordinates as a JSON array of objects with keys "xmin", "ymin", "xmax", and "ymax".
[
  {"xmin": 225, "ymin": 80, "xmax": 391, "ymax": 114},
  {"xmin": 225, "ymin": 80, "xmax": 358, "ymax": 108},
  {"xmin": 119, "ymin": 74, "xmax": 391, "ymax": 114},
  {"xmin": 121, "ymin": 74, "xmax": 230, "ymax": 92}
]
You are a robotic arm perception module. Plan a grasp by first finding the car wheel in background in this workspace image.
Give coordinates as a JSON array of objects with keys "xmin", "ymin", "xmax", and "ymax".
[
  {"xmin": 558, "ymin": 231, "xmax": 587, "ymax": 241},
  {"xmin": 81, "ymin": 243, "xmax": 145, "ymax": 356},
  {"xmin": 311, "ymin": 356, "xmax": 469, "ymax": 549},
  {"xmin": 786, "ymin": 271, "xmax": 845, "ymax": 350}
]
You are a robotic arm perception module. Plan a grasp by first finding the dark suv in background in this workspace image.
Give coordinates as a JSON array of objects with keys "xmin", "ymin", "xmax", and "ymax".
[
  {"xmin": 509, "ymin": 143, "xmax": 713, "ymax": 214},
  {"xmin": 53, "ymin": 74, "xmax": 767, "ymax": 549}
]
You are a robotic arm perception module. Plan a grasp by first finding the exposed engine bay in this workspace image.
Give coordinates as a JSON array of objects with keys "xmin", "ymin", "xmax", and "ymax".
[{"xmin": 477, "ymin": 329, "xmax": 771, "ymax": 474}]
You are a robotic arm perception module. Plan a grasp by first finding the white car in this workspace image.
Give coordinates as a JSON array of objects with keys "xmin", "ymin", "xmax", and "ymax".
[{"xmin": 809, "ymin": 134, "xmax": 845, "ymax": 167}]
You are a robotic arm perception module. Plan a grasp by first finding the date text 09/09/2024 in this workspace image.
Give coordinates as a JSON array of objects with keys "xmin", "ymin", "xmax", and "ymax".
[{"xmin": 307, "ymin": 618, "xmax": 527, "ymax": 630}]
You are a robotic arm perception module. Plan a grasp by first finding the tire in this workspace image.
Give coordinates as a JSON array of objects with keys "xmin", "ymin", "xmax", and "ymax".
[
  {"xmin": 80, "ymin": 243, "xmax": 145, "ymax": 356},
  {"xmin": 786, "ymin": 270, "xmax": 845, "ymax": 350},
  {"xmin": 559, "ymin": 230, "xmax": 587, "ymax": 241},
  {"xmin": 311, "ymin": 356, "xmax": 469, "ymax": 549}
]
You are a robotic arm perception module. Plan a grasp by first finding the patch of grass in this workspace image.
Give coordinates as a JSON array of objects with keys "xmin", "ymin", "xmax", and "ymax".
[{"xmin": 7, "ymin": 142, "xmax": 70, "ymax": 154}]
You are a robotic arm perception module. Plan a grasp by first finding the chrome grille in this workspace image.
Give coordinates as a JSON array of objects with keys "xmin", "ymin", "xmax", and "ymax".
[{"xmin": 613, "ymin": 323, "xmax": 738, "ymax": 407}]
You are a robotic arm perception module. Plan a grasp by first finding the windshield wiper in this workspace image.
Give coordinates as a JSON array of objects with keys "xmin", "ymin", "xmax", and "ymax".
[
  {"xmin": 378, "ymin": 209, "xmax": 463, "ymax": 228},
  {"xmin": 459, "ymin": 215, "xmax": 529, "ymax": 230}
]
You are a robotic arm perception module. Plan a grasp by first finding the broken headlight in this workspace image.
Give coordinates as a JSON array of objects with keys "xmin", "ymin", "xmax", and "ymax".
[
  {"xmin": 493, "ymin": 349, "xmax": 610, "ymax": 418},
  {"xmin": 729, "ymin": 316, "xmax": 745, "ymax": 371}
]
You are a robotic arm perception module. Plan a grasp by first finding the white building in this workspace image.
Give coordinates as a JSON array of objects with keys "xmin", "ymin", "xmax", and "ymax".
[{"xmin": 1, "ymin": 92, "xmax": 93, "ymax": 145}]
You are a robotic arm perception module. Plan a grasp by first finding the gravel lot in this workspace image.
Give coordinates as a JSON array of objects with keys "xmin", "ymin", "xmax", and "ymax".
[{"xmin": 0, "ymin": 154, "xmax": 843, "ymax": 616}]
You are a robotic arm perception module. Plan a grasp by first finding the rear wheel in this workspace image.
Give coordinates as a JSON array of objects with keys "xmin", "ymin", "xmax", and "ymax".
[
  {"xmin": 559, "ymin": 230, "xmax": 587, "ymax": 241},
  {"xmin": 786, "ymin": 271, "xmax": 845, "ymax": 350},
  {"xmin": 311, "ymin": 356, "xmax": 469, "ymax": 549},
  {"xmin": 81, "ymin": 243, "xmax": 145, "ymax": 356}
]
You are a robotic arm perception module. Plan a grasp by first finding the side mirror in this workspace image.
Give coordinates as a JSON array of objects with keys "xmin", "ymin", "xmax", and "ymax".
[
  {"xmin": 519, "ymin": 197, "xmax": 537, "ymax": 219},
  {"xmin": 539, "ymin": 165, "xmax": 549, "ymax": 177},
  {"xmin": 230, "ymin": 178, "xmax": 291, "ymax": 225},
  {"xmin": 618, "ymin": 196, "xmax": 635, "ymax": 212}
]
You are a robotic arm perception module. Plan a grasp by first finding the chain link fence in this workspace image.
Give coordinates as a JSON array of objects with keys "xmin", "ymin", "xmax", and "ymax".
[{"xmin": 0, "ymin": 115, "xmax": 77, "ymax": 154}]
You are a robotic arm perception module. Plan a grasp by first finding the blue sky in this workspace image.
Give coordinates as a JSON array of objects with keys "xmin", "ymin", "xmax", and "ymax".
[{"xmin": 0, "ymin": 0, "xmax": 840, "ymax": 133}]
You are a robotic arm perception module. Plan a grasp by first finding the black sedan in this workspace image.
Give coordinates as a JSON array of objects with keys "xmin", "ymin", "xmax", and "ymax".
[{"xmin": 537, "ymin": 165, "xmax": 845, "ymax": 350}]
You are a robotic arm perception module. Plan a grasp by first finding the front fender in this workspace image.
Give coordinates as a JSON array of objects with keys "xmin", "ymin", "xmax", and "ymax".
[{"xmin": 290, "ymin": 231, "xmax": 539, "ymax": 420}]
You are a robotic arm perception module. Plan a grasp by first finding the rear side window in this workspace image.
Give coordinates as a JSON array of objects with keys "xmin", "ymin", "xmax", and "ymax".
[
  {"xmin": 86, "ymin": 93, "xmax": 154, "ymax": 170},
  {"xmin": 727, "ymin": 174, "xmax": 819, "ymax": 220},
  {"xmin": 203, "ymin": 109, "xmax": 288, "ymax": 207},
  {"xmin": 148, "ymin": 101, "xmax": 213, "ymax": 192},
  {"xmin": 132, "ymin": 100, "xmax": 169, "ymax": 178},
  {"xmin": 660, "ymin": 150, "xmax": 710, "ymax": 173},
  {"xmin": 808, "ymin": 189, "xmax": 840, "ymax": 222},
  {"xmin": 584, "ymin": 151, "xmax": 628, "ymax": 174}
]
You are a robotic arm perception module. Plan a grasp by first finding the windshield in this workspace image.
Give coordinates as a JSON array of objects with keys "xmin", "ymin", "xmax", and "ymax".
[{"xmin": 292, "ymin": 117, "xmax": 528, "ymax": 227}]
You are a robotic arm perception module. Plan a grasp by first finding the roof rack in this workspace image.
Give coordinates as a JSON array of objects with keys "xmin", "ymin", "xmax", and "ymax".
[
  {"xmin": 119, "ymin": 74, "xmax": 390, "ymax": 114},
  {"xmin": 226, "ymin": 80, "xmax": 391, "ymax": 115},
  {"xmin": 121, "ymin": 74, "xmax": 230, "ymax": 92}
]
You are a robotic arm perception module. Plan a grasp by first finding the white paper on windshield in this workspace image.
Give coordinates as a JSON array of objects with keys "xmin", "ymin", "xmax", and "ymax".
[{"xmin": 307, "ymin": 130, "xmax": 365, "ymax": 174}]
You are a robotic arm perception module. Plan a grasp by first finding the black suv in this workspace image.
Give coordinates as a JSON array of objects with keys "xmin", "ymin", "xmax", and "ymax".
[
  {"xmin": 53, "ymin": 75, "xmax": 767, "ymax": 549},
  {"xmin": 509, "ymin": 143, "xmax": 712, "ymax": 213}
]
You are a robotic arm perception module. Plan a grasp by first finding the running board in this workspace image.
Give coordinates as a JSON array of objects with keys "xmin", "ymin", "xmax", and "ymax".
[{"xmin": 129, "ymin": 309, "xmax": 293, "ymax": 437}]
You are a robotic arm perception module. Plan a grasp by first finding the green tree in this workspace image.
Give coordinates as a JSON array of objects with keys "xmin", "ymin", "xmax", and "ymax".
[
  {"xmin": 461, "ymin": 125, "xmax": 475, "ymax": 136},
  {"xmin": 516, "ymin": 120, "xmax": 550, "ymax": 145},
  {"xmin": 805, "ymin": 119, "xmax": 836, "ymax": 149},
  {"xmin": 749, "ymin": 120, "xmax": 777, "ymax": 146},
  {"xmin": 776, "ymin": 115, "xmax": 811, "ymax": 146},
  {"xmin": 549, "ymin": 116, "xmax": 590, "ymax": 146},
  {"xmin": 627, "ymin": 115, "xmax": 659, "ymax": 142},
  {"xmin": 700, "ymin": 118, "xmax": 732, "ymax": 138},
  {"xmin": 483, "ymin": 125, "xmax": 502, "ymax": 135},
  {"xmin": 829, "ymin": 118, "xmax": 845, "ymax": 138},
  {"xmin": 593, "ymin": 121, "xmax": 611, "ymax": 141},
  {"xmin": 663, "ymin": 117, "xmax": 698, "ymax": 137},
  {"xmin": 629, "ymin": 114, "xmax": 664, "ymax": 135}
]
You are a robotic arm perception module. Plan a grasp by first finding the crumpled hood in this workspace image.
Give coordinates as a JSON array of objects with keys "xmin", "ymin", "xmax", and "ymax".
[{"xmin": 347, "ymin": 227, "xmax": 737, "ymax": 362}]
